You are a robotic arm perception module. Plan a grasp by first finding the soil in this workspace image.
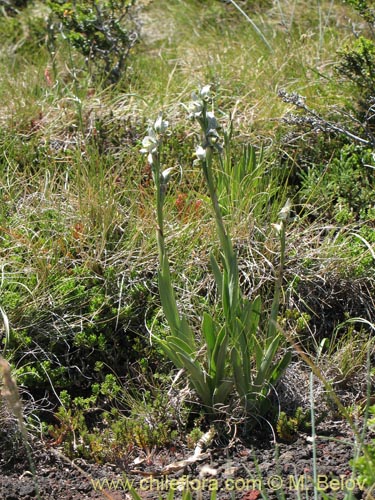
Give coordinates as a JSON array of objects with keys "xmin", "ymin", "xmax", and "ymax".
[{"xmin": 0, "ymin": 418, "xmax": 370, "ymax": 500}]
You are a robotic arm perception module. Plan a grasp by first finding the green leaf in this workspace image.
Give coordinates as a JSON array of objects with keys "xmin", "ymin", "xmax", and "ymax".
[
  {"xmin": 212, "ymin": 331, "xmax": 229, "ymax": 383},
  {"xmin": 245, "ymin": 296, "xmax": 262, "ymax": 337},
  {"xmin": 222, "ymin": 269, "xmax": 231, "ymax": 321},
  {"xmin": 157, "ymin": 339, "xmax": 214, "ymax": 406},
  {"xmin": 154, "ymin": 339, "xmax": 184, "ymax": 369},
  {"xmin": 177, "ymin": 351, "xmax": 212, "ymax": 404},
  {"xmin": 210, "ymin": 253, "xmax": 223, "ymax": 298},
  {"xmin": 234, "ymin": 317, "xmax": 250, "ymax": 380},
  {"xmin": 254, "ymin": 335, "xmax": 282, "ymax": 387},
  {"xmin": 231, "ymin": 347, "xmax": 248, "ymax": 398},
  {"xmin": 253, "ymin": 336, "xmax": 264, "ymax": 369},
  {"xmin": 158, "ymin": 272, "xmax": 180, "ymax": 332},
  {"xmin": 168, "ymin": 336, "xmax": 196, "ymax": 358},
  {"xmin": 174, "ymin": 349, "xmax": 203, "ymax": 380},
  {"xmin": 228, "ymin": 254, "xmax": 239, "ymax": 312},
  {"xmin": 269, "ymin": 351, "xmax": 292, "ymax": 384},
  {"xmin": 179, "ymin": 316, "xmax": 196, "ymax": 350},
  {"xmin": 213, "ymin": 379, "xmax": 233, "ymax": 406},
  {"xmin": 202, "ymin": 313, "xmax": 216, "ymax": 356}
]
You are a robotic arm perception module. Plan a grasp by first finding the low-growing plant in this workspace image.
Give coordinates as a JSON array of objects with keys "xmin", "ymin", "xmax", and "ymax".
[
  {"xmin": 298, "ymin": 143, "xmax": 375, "ymax": 224},
  {"xmin": 47, "ymin": 369, "xmax": 185, "ymax": 461},
  {"xmin": 350, "ymin": 403, "xmax": 375, "ymax": 495},
  {"xmin": 335, "ymin": 0, "xmax": 375, "ymax": 140},
  {"xmin": 0, "ymin": 2, "xmax": 48, "ymax": 56},
  {"xmin": 186, "ymin": 426, "xmax": 204, "ymax": 449},
  {"xmin": 276, "ymin": 407, "xmax": 311, "ymax": 442},
  {"xmin": 142, "ymin": 86, "xmax": 291, "ymax": 418},
  {"xmin": 1, "ymin": 258, "xmax": 161, "ymax": 401}
]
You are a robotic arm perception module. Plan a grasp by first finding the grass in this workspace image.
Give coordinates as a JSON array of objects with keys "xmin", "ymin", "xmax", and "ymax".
[{"xmin": 1, "ymin": 0, "xmax": 375, "ymax": 496}]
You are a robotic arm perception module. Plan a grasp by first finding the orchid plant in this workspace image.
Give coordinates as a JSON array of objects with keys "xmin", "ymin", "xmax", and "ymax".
[{"xmin": 142, "ymin": 86, "xmax": 291, "ymax": 416}]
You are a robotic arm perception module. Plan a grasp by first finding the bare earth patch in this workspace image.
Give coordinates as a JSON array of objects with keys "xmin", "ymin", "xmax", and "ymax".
[{"xmin": 0, "ymin": 418, "xmax": 366, "ymax": 500}]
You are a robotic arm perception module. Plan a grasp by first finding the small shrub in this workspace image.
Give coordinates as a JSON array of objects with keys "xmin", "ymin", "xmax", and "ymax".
[
  {"xmin": 47, "ymin": 0, "xmax": 138, "ymax": 84},
  {"xmin": 3, "ymin": 259, "xmax": 159, "ymax": 395},
  {"xmin": 337, "ymin": 36, "xmax": 375, "ymax": 93},
  {"xmin": 337, "ymin": 2, "xmax": 375, "ymax": 134},
  {"xmin": 343, "ymin": 0, "xmax": 375, "ymax": 25},
  {"xmin": 186, "ymin": 426, "xmax": 204, "ymax": 449},
  {"xmin": 0, "ymin": 4, "xmax": 47, "ymax": 53}
]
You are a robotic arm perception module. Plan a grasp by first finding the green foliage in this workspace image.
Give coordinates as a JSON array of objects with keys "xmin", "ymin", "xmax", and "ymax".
[
  {"xmin": 343, "ymin": 0, "xmax": 375, "ymax": 24},
  {"xmin": 337, "ymin": 36, "xmax": 375, "ymax": 92},
  {"xmin": 49, "ymin": 376, "xmax": 181, "ymax": 461},
  {"xmin": 3, "ymin": 261, "xmax": 158, "ymax": 393},
  {"xmin": 1, "ymin": 0, "xmax": 375, "ymax": 471},
  {"xmin": 336, "ymin": 2, "xmax": 375, "ymax": 140},
  {"xmin": 47, "ymin": 0, "xmax": 138, "ymax": 83},
  {"xmin": 281, "ymin": 309, "xmax": 312, "ymax": 336},
  {"xmin": 351, "ymin": 405, "xmax": 375, "ymax": 489},
  {"xmin": 0, "ymin": 4, "xmax": 47, "ymax": 55},
  {"xmin": 216, "ymin": 129, "xmax": 280, "ymax": 220},
  {"xmin": 0, "ymin": 15, "xmax": 23, "ymax": 45},
  {"xmin": 186, "ymin": 426, "xmax": 204, "ymax": 448},
  {"xmin": 276, "ymin": 407, "xmax": 311, "ymax": 442},
  {"xmin": 299, "ymin": 144, "xmax": 375, "ymax": 223}
]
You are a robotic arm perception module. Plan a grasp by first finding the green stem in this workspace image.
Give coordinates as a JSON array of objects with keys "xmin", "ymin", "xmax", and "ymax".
[
  {"xmin": 153, "ymin": 146, "xmax": 166, "ymax": 264},
  {"xmin": 202, "ymin": 148, "xmax": 231, "ymax": 258},
  {"xmin": 201, "ymin": 144, "xmax": 242, "ymax": 339},
  {"xmin": 268, "ymin": 220, "xmax": 286, "ymax": 339}
]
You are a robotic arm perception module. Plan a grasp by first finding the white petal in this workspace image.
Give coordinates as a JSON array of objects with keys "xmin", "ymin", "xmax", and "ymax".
[
  {"xmin": 200, "ymin": 84, "xmax": 211, "ymax": 100},
  {"xmin": 161, "ymin": 167, "xmax": 173, "ymax": 183},
  {"xmin": 279, "ymin": 199, "xmax": 292, "ymax": 220},
  {"xmin": 195, "ymin": 145, "xmax": 207, "ymax": 160},
  {"xmin": 154, "ymin": 114, "xmax": 169, "ymax": 133},
  {"xmin": 141, "ymin": 135, "xmax": 158, "ymax": 153}
]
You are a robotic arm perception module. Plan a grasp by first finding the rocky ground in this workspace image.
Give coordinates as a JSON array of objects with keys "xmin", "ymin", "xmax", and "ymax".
[{"xmin": 0, "ymin": 417, "xmax": 369, "ymax": 500}]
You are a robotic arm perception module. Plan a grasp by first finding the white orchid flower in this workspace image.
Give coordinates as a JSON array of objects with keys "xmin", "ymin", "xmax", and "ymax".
[
  {"xmin": 272, "ymin": 223, "xmax": 283, "ymax": 235},
  {"xmin": 278, "ymin": 199, "xmax": 292, "ymax": 221},
  {"xmin": 199, "ymin": 84, "xmax": 211, "ymax": 101},
  {"xmin": 140, "ymin": 130, "xmax": 159, "ymax": 165},
  {"xmin": 195, "ymin": 145, "xmax": 207, "ymax": 161},
  {"xmin": 206, "ymin": 128, "xmax": 220, "ymax": 144},
  {"xmin": 146, "ymin": 153, "xmax": 154, "ymax": 165},
  {"xmin": 161, "ymin": 167, "xmax": 173, "ymax": 184},
  {"xmin": 140, "ymin": 130, "xmax": 158, "ymax": 155},
  {"xmin": 188, "ymin": 96, "xmax": 204, "ymax": 118},
  {"xmin": 154, "ymin": 114, "xmax": 169, "ymax": 134}
]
